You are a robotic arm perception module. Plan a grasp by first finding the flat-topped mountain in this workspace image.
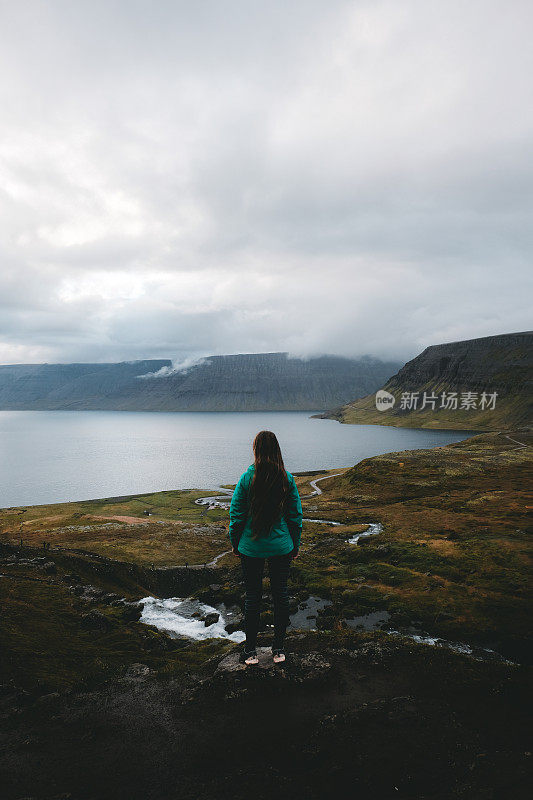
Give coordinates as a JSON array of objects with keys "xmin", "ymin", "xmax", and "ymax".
[
  {"xmin": 317, "ymin": 331, "xmax": 532, "ymax": 430},
  {"xmin": 0, "ymin": 352, "xmax": 402, "ymax": 412}
]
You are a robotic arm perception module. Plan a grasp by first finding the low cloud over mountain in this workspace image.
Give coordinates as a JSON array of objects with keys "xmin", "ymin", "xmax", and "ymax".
[{"xmin": 0, "ymin": 352, "xmax": 402, "ymax": 412}]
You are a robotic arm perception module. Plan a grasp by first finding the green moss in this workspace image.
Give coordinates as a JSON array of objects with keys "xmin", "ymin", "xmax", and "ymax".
[
  {"xmin": 0, "ymin": 488, "xmax": 233, "ymax": 566},
  {"xmin": 1, "ymin": 430, "xmax": 531, "ymax": 693},
  {"xmin": 0, "ymin": 565, "xmax": 232, "ymax": 692}
]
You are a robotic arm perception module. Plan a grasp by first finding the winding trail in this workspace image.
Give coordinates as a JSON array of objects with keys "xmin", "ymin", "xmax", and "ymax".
[
  {"xmin": 192, "ymin": 473, "xmax": 349, "ymax": 565},
  {"xmin": 502, "ymin": 433, "xmax": 530, "ymax": 450},
  {"xmin": 196, "ymin": 469, "xmax": 347, "ymax": 507},
  {"xmin": 304, "ymin": 471, "xmax": 346, "ymax": 498},
  {"xmin": 206, "ymin": 549, "xmax": 233, "ymax": 566}
]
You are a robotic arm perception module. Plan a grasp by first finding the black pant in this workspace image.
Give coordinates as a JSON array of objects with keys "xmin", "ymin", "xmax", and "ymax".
[{"xmin": 240, "ymin": 552, "xmax": 292, "ymax": 651}]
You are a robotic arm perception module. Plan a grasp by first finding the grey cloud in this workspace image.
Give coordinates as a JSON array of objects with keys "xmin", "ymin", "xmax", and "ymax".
[
  {"xmin": 0, "ymin": 0, "xmax": 531, "ymax": 365},
  {"xmin": 136, "ymin": 356, "xmax": 212, "ymax": 379}
]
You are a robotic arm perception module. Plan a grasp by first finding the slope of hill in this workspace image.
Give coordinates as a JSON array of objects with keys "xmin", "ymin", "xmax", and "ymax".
[
  {"xmin": 0, "ymin": 352, "xmax": 402, "ymax": 412},
  {"xmin": 317, "ymin": 331, "xmax": 532, "ymax": 430},
  {"xmin": 1, "ymin": 432, "xmax": 531, "ymax": 800}
]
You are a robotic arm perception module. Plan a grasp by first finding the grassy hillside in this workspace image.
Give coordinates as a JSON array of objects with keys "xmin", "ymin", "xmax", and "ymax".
[
  {"xmin": 0, "ymin": 489, "xmax": 230, "ymax": 567},
  {"xmin": 2, "ymin": 434, "xmax": 531, "ymax": 662},
  {"xmin": 319, "ymin": 331, "xmax": 532, "ymax": 430},
  {"xmin": 328, "ymin": 385, "xmax": 530, "ymax": 430},
  {"xmin": 294, "ymin": 429, "xmax": 532, "ymax": 658},
  {"xmin": 0, "ymin": 436, "xmax": 531, "ymax": 800},
  {"xmin": 1, "ymin": 431, "xmax": 531, "ymax": 800}
]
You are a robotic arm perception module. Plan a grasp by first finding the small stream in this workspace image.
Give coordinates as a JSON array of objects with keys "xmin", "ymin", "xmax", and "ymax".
[
  {"xmin": 347, "ymin": 522, "xmax": 383, "ymax": 544},
  {"xmin": 139, "ymin": 594, "xmax": 334, "ymax": 639},
  {"xmin": 140, "ymin": 594, "xmax": 512, "ymax": 663},
  {"xmin": 140, "ymin": 514, "xmax": 384, "ymax": 638},
  {"xmin": 195, "ymin": 490, "xmax": 344, "ymax": 527},
  {"xmin": 385, "ymin": 627, "xmax": 513, "ymax": 662},
  {"xmin": 140, "ymin": 596, "xmax": 245, "ymax": 643},
  {"xmin": 141, "ymin": 507, "xmax": 511, "ymax": 663}
]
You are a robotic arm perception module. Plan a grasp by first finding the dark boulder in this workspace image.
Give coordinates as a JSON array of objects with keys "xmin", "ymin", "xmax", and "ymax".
[
  {"xmin": 123, "ymin": 663, "xmax": 152, "ymax": 680},
  {"xmin": 80, "ymin": 610, "xmax": 113, "ymax": 631},
  {"xmin": 121, "ymin": 603, "xmax": 143, "ymax": 623},
  {"xmin": 224, "ymin": 618, "xmax": 244, "ymax": 634}
]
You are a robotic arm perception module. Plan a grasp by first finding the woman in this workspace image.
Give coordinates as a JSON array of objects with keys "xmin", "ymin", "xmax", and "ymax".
[{"xmin": 229, "ymin": 430, "xmax": 302, "ymax": 665}]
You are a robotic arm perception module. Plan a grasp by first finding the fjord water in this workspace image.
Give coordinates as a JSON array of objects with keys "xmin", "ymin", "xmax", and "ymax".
[{"xmin": 0, "ymin": 410, "xmax": 477, "ymax": 507}]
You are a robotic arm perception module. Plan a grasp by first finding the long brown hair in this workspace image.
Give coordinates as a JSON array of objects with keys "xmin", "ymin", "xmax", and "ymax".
[{"xmin": 249, "ymin": 430, "xmax": 290, "ymax": 540}]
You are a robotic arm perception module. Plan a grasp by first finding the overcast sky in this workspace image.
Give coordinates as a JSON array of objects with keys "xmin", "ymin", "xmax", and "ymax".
[{"xmin": 0, "ymin": 0, "xmax": 531, "ymax": 367}]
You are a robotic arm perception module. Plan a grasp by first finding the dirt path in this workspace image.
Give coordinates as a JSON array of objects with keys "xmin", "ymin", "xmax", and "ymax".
[
  {"xmin": 304, "ymin": 471, "xmax": 346, "ymax": 498},
  {"xmin": 502, "ymin": 433, "xmax": 530, "ymax": 449}
]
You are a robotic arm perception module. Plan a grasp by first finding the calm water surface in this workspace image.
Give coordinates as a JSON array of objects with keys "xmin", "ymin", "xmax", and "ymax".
[{"xmin": 0, "ymin": 410, "xmax": 477, "ymax": 507}]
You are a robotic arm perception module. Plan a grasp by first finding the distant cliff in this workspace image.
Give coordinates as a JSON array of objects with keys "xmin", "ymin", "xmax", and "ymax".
[
  {"xmin": 0, "ymin": 352, "xmax": 402, "ymax": 412},
  {"xmin": 316, "ymin": 331, "xmax": 532, "ymax": 430}
]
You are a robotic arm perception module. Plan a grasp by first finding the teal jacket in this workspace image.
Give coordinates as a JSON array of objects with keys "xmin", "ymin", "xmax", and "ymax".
[{"xmin": 229, "ymin": 464, "xmax": 303, "ymax": 557}]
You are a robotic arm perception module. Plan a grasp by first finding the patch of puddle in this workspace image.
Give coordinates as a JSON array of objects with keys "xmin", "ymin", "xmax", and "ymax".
[
  {"xmin": 289, "ymin": 595, "xmax": 332, "ymax": 630},
  {"xmin": 341, "ymin": 608, "xmax": 513, "ymax": 663},
  {"xmin": 385, "ymin": 628, "xmax": 513, "ymax": 663},
  {"xmin": 195, "ymin": 495, "xmax": 231, "ymax": 510},
  {"xmin": 345, "ymin": 610, "xmax": 391, "ymax": 631},
  {"xmin": 140, "ymin": 596, "xmax": 245, "ymax": 643},
  {"xmin": 347, "ymin": 522, "xmax": 383, "ymax": 544},
  {"xmin": 140, "ymin": 594, "xmax": 513, "ymax": 664},
  {"xmin": 303, "ymin": 518, "xmax": 342, "ymax": 526}
]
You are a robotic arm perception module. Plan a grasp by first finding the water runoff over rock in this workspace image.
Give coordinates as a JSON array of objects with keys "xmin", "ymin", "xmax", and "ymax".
[{"xmin": 141, "ymin": 496, "xmax": 511, "ymax": 663}]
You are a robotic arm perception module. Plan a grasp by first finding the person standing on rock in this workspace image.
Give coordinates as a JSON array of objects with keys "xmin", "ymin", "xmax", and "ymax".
[{"xmin": 229, "ymin": 430, "xmax": 302, "ymax": 666}]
